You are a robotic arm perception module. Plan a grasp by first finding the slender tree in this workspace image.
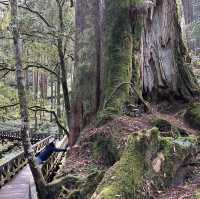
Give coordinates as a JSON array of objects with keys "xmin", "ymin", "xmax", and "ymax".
[
  {"xmin": 9, "ymin": 0, "xmax": 48, "ymax": 198},
  {"xmin": 56, "ymin": 0, "xmax": 70, "ymax": 126}
]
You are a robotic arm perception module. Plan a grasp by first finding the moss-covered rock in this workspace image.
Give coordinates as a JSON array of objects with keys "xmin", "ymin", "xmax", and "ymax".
[
  {"xmin": 91, "ymin": 128, "xmax": 199, "ymax": 199},
  {"xmin": 184, "ymin": 103, "xmax": 200, "ymax": 130}
]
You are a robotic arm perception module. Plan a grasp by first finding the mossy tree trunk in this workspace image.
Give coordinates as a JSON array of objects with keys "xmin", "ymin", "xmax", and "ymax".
[
  {"xmin": 70, "ymin": 0, "xmax": 145, "ymax": 145},
  {"xmin": 141, "ymin": 0, "xmax": 197, "ymax": 101},
  {"xmin": 101, "ymin": 0, "xmax": 143, "ymax": 114}
]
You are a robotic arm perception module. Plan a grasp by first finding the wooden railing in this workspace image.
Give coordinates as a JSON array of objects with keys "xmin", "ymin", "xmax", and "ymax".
[
  {"xmin": 0, "ymin": 130, "xmax": 64, "ymax": 142},
  {"xmin": 0, "ymin": 136, "xmax": 53, "ymax": 187},
  {"xmin": 42, "ymin": 136, "xmax": 68, "ymax": 182}
]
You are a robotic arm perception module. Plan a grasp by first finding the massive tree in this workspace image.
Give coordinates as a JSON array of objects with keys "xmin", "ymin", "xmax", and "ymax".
[
  {"xmin": 141, "ymin": 0, "xmax": 197, "ymax": 101},
  {"xmin": 70, "ymin": 0, "xmax": 102, "ymax": 145},
  {"xmin": 70, "ymin": 0, "xmax": 198, "ymax": 146},
  {"xmin": 70, "ymin": 0, "xmax": 145, "ymax": 145}
]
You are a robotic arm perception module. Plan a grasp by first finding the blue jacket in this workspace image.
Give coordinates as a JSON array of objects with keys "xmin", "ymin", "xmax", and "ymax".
[{"xmin": 37, "ymin": 143, "xmax": 66, "ymax": 162}]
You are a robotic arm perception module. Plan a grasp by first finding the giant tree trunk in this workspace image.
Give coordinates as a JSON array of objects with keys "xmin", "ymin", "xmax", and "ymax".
[
  {"xmin": 70, "ymin": 0, "xmax": 144, "ymax": 145},
  {"xmin": 10, "ymin": 0, "xmax": 48, "ymax": 198},
  {"xmin": 101, "ymin": 0, "xmax": 137, "ymax": 114},
  {"xmin": 100, "ymin": 0, "xmax": 148, "ymax": 114},
  {"xmin": 69, "ymin": 0, "xmax": 102, "ymax": 146},
  {"xmin": 141, "ymin": 0, "xmax": 197, "ymax": 101}
]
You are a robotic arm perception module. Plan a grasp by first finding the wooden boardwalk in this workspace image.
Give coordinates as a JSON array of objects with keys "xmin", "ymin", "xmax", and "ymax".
[
  {"xmin": 0, "ymin": 165, "xmax": 37, "ymax": 199},
  {"xmin": 0, "ymin": 135, "xmax": 67, "ymax": 199}
]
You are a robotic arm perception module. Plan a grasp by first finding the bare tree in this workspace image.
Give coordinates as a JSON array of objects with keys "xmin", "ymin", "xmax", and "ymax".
[{"xmin": 10, "ymin": 0, "xmax": 48, "ymax": 198}]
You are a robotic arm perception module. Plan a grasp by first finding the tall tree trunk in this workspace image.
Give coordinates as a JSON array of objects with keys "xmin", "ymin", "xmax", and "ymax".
[
  {"xmin": 34, "ymin": 111, "xmax": 38, "ymax": 132},
  {"xmin": 25, "ymin": 69, "xmax": 29, "ymax": 91},
  {"xmin": 50, "ymin": 75, "xmax": 54, "ymax": 122},
  {"xmin": 141, "ymin": 0, "xmax": 197, "ymax": 101},
  {"xmin": 33, "ymin": 69, "xmax": 38, "ymax": 100},
  {"xmin": 101, "ymin": 0, "xmax": 143, "ymax": 113},
  {"xmin": 10, "ymin": 0, "xmax": 48, "ymax": 198},
  {"xmin": 56, "ymin": 0, "xmax": 70, "ymax": 128},
  {"xmin": 57, "ymin": 65, "xmax": 62, "ymax": 134},
  {"xmin": 70, "ymin": 0, "xmax": 102, "ymax": 146}
]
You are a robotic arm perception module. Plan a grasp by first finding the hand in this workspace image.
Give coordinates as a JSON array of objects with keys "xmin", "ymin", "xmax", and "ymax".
[{"xmin": 66, "ymin": 146, "xmax": 71, "ymax": 151}]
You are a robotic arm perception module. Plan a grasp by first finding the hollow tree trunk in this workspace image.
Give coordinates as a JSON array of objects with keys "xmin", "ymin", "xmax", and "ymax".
[
  {"xmin": 10, "ymin": 0, "xmax": 48, "ymax": 198},
  {"xmin": 141, "ymin": 0, "xmax": 197, "ymax": 101}
]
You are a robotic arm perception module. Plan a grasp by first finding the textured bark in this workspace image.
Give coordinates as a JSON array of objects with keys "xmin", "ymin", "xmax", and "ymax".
[
  {"xmin": 50, "ymin": 75, "xmax": 54, "ymax": 122},
  {"xmin": 33, "ymin": 69, "xmax": 39, "ymax": 100},
  {"xmin": 70, "ymin": 0, "xmax": 102, "ymax": 145},
  {"xmin": 102, "ymin": 0, "xmax": 144, "ymax": 114},
  {"xmin": 57, "ymin": 65, "xmax": 62, "ymax": 134},
  {"xmin": 10, "ymin": 0, "xmax": 48, "ymax": 198},
  {"xmin": 141, "ymin": 0, "xmax": 197, "ymax": 101},
  {"xmin": 56, "ymin": 0, "xmax": 70, "ymax": 127},
  {"xmin": 70, "ymin": 0, "xmax": 145, "ymax": 145}
]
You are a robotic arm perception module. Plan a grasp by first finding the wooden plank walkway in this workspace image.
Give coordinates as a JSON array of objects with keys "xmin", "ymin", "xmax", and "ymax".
[{"xmin": 0, "ymin": 165, "xmax": 37, "ymax": 199}]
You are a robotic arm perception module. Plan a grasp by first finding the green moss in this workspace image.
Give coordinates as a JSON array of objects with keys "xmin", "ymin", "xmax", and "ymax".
[
  {"xmin": 92, "ymin": 135, "xmax": 119, "ymax": 166},
  {"xmin": 195, "ymin": 191, "xmax": 200, "ymax": 199},
  {"xmin": 152, "ymin": 119, "xmax": 172, "ymax": 132},
  {"xmin": 67, "ymin": 172, "xmax": 105, "ymax": 199},
  {"xmin": 92, "ymin": 128, "xmax": 199, "ymax": 198},
  {"xmin": 159, "ymin": 135, "xmax": 198, "ymax": 186},
  {"xmin": 152, "ymin": 118, "xmax": 189, "ymax": 138},
  {"xmin": 95, "ymin": 186, "xmax": 118, "ymax": 199},
  {"xmin": 92, "ymin": 128, "xmax": 159, "ymax": 199},
  {"xmin": 184, "ymin": 103, "xmax": 200, "ymax": 130},
  {"xmin": 103, "ymin": 0, "xmax": 144, "ymax": 114}
]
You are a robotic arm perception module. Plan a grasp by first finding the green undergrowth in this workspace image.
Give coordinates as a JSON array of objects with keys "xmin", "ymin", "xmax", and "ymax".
[{"xmin": 184, "ymin": 102, "xmax": 200, "ymax": 130}]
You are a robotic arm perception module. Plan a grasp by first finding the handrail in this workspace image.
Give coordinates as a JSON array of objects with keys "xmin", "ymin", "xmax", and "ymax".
[
  {"xmin": 41, "ymin": 135, "xmax": 68, "ymax": 182},
  {"xmin": 0, "ymin": 130, "xmax": 64, "ymax": 142},
  {"xmin": 0, "ymin": 135, "xmax": 53, "ymax": 187}
]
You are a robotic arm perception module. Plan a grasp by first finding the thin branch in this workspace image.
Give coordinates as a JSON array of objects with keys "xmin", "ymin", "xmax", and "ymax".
[
  {"xmin": 0, "ymin": 103, "xmax": 19, "ymax": 109},
  {"xmin": 23, "ymin": 0, "xmax": 55, "ymax": 29},
  {"xmin": 0, "ymin": 62, "xmax": 58, "ymax": 76},
  {"xmin": 103, "ymin": 82, "xmax": 150, "ymax": 112},
  {"xmin": 0, "ymin": 1, "xmax": 55, "ymax": 29},
  {"xmin": 0, "ymin": 70, "xmax": 11, "ymax": 79},
  {"xmin": 24, "ymin": 62, "xmax": 58, "ymax": 77},
  {"xmin": 28, "ymin": 106, "xmax": 69, "ymax": 137}
]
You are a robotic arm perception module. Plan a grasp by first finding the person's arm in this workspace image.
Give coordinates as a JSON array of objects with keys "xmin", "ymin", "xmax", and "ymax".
[{"xmin": 53, "ymin": 147, "xmax": 67, "ymax": 152}]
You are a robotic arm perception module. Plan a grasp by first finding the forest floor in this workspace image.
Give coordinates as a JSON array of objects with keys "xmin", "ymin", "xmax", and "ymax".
[
  {"xmin": 0, "ymin": 140, "xmax": 21, "ymax": 165},
  {"xmin": 57, "ymin": 100, "xmax": 200, "ymax": 199}
]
